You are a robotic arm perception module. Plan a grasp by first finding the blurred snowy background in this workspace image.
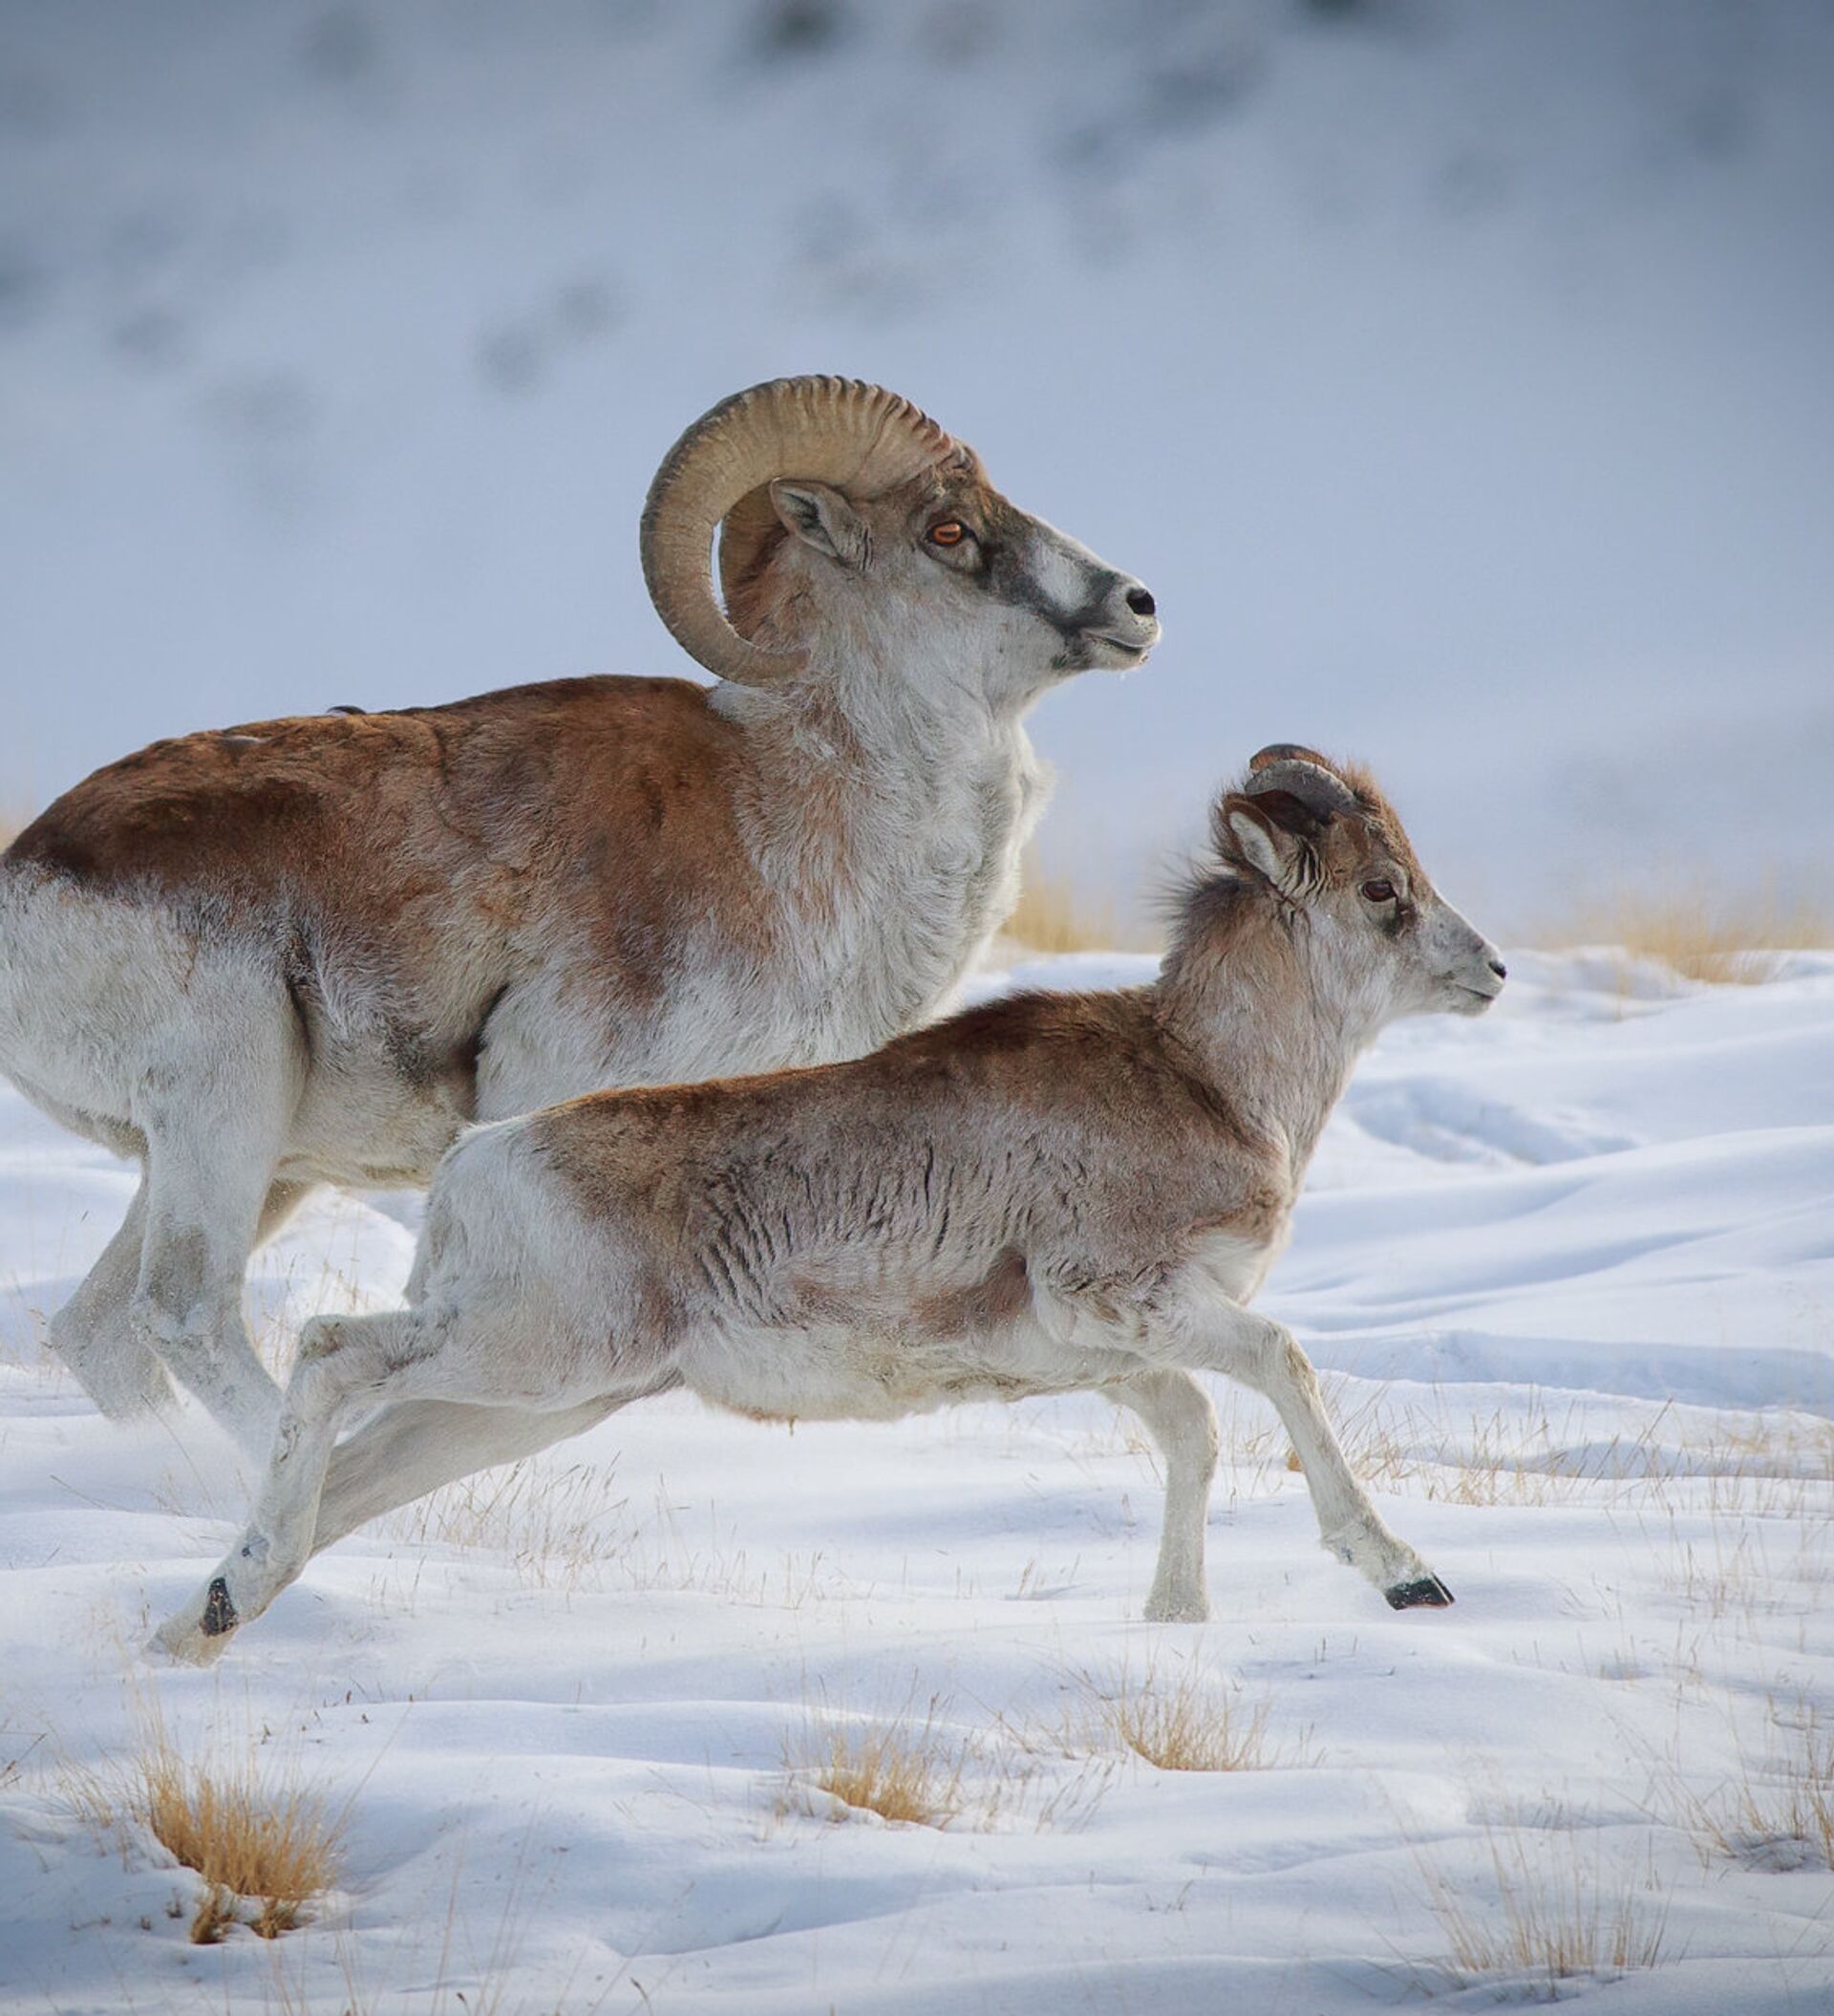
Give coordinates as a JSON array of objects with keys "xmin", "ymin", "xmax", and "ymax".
[{"xmin": 2, "ymin": 0, "xmax": 1830, "ymax": 933}]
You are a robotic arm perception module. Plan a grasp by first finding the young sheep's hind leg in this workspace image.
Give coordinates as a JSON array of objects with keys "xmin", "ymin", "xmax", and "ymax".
[
  {"xmin": 309, "ymin": 1390, "xmax": 662, "ymax": 1555},
  {"xmin": 1114, "ymin": 1369, "xmax": 1219, "ymax": 1623},
  {"xmin": 149, "ymin": 1307, "xmax": 439, "ymax": 1664}
]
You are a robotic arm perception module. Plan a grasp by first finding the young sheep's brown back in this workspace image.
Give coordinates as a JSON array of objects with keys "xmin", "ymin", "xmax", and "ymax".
[{"xmin": 523, "ymin": 984, "xmax": 1291, "ymax": 1325}]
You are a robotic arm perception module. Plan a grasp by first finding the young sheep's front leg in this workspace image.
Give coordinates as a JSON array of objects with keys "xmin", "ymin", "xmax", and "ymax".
[
  {"xmin": 1113, "ymin": 1369, "xmax": 1219, "ymax": 1622},
  {"xmin": 1168, "ymin": 1298, "xmax": 1452, "ymax": 1610},
  {"xmin": 150, "ymin": 1310, "xmax": 431, "ymax": 1664}
]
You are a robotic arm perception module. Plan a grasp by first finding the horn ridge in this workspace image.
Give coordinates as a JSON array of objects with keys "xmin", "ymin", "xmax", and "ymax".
[
  {"xmin": 1242, "ymin": 750, "xmax": 1358, "ymax": 822},
  {"xmin": 1248, "ymin": 742, "xmax": 1336, "ymax": 776},
  {"xmin": 641, "ymin": 376, "xmax": 959, "ymax": 687}
]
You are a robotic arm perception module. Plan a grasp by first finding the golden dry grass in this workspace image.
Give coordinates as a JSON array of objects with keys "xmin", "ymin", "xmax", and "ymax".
[
  {"xmin": 1083, "ymin": 1665, "xmax": 1303, "ymax": 1773},
  {"xmin": 793, "ymin": 1697, "xmax": 968, "ymax": 1829},
  {"xmin": 1671, "ymin": 1703, "xmax": 1834, "ymax": 1871},
  {"xmin": 67, "ymin": 1726, "xmax": 347, "ymax": 1941},
  {"xmin": 1003, "ymin": 852, "xmax": 1155, "ymax": 954},
  {"xmin": 782, "ymin": 1690, "xmax": 1116, "ymax": 1834},
  {"xmin": 1416, "ymin": 1820, "xmax": 1672, "ymax": 1994},
  {"xmin": 144, "ymin": 1747, "xmax": 344, "ymax": 1939},
  {"xmin": 1304, "ymin": 1379, "xmax": 1834, "ymax": 1520},
  {"xmin": 1538, "ymin": 884, "xmax": 1831, "ymax": 984},
  {"xmin": 387, "ymin": 1454, "xmax": 629, "ymax": 1593}
]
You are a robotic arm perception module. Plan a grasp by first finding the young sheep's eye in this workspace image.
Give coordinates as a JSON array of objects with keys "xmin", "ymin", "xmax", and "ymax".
[
  {"xmin": 927, "ymin": 520, "xmax": 968, "ymax": 547},
  {"xmin": 1360, "ymin": 879, "xmax": 1397, "ymax": 904}
]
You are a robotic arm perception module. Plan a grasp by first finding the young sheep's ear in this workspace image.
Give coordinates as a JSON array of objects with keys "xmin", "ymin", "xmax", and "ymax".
[
  {"xmin": 769, "ymin": 479, "xmax": 872, "ymax": 572},
  {"xmin": 1216, "ymin": 792, "xmax": 1314, "ymax": 895}
]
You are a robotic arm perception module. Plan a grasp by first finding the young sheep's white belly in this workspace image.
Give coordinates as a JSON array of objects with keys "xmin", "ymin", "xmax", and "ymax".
[{"xmin": 676, "ymin": 1315, "xmax": 1143, "ymax": 1425}]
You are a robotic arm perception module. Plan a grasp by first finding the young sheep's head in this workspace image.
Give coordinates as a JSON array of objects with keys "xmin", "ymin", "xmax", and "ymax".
[
  {"xmin": 641, "ymin": 376, "xmax": 1159, "ymax": 711},
  {"xmin": 1213, "ymin": 744, "xmax": 1506, "ymax": 1023}
]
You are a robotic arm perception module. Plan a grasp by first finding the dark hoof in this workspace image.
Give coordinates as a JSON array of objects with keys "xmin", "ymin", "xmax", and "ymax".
[
  {"xmin": 201, "ymin": 1576, "xmax": 240, "ymax": 1638},
  {"xmin": 1385, "ymin": 1575, "xmax": 1455, "ymax": 1610}
]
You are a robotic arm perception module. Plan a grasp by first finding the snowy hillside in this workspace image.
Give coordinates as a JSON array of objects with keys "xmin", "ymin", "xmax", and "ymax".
[
  {"xmin": 4, "ymin": 1, "xmax": 1833, "ymax": 925},
  {"xmin": 2, "ymin": 947, "xmax": 1831, "ymax": 2012}
]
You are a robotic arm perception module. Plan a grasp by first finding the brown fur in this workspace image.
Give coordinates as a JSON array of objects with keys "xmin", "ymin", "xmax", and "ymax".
[
  {"xmin": 531, "ymin": 981, "xmax": 1289, "ymax": 1305},
  {"xmin": 7, "ymin": 677, "xmax": 781, "ymax": 1065}
]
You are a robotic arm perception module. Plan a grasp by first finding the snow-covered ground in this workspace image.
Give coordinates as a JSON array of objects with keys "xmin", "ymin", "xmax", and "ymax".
[{"xmin": 2, "ymin": 946, "xmax": 1831, "ymax": 2012}]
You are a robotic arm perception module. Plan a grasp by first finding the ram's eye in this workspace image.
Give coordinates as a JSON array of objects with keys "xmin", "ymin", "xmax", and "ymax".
[
  {"xmin": 1360, "ymin": 879, "xmax": 1397, "ymax": 904},
  {"xmin": 927, "ymin": 520, "xmax": 968, "ymax": 547}
]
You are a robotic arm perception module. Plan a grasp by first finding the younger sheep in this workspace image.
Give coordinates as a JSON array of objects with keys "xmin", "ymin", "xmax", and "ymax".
[{"xmin": 155, "ymin": 746, "xmax": 1505, "ymax": 1660}]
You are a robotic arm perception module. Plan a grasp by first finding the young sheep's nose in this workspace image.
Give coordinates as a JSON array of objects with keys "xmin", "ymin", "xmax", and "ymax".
[
  {"xmin": 1124, "ymin": 585, "xmax": 1157, "ymax": 618},
  {"xmin": 1488, "ymin": 958, "xmax": 1508, "ymax": 981}
]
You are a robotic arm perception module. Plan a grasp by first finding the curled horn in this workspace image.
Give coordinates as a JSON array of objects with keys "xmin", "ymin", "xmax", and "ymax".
[
  {"xmin": 640, "ymin": 375, "xmax": 962, "ymax": 688},
  {"xmin": 1242, "ymin": 743, "xmax": 1357, "ymax": 824}
]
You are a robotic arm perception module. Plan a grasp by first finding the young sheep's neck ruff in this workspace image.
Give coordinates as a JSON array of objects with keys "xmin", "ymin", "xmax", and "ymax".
[{"xmin": 1158, "ymin": 875, "xmax": 1391, "ymax": 1188}]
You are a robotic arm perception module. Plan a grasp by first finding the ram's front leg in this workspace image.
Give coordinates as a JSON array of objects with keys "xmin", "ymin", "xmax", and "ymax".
[{"xmin": 1162, "ymin": 1296, "xmax": 1452, "ymax": 1611}]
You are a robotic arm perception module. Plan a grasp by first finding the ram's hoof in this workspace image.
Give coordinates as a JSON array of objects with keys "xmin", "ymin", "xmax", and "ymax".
[
  {"xmin": 201, "ymin": 1576, "xmax": 240, "ymax": 1637},
  {"xmin": 1385, "ymin": 1575, "xmax": 1455, "ymax": 1610}
]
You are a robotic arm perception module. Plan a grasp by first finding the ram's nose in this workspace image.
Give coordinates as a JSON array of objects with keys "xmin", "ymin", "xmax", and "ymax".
[{"xmin": 1104, "ymin": 572, "xmax": 1161, "ymax": 654}]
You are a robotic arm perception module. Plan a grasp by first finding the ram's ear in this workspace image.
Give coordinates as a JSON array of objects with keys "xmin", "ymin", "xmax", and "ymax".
[
  {"xmin": 769, "ymin": 479, "xmax": 871, "ymax": 571},
  {"xmin": 1214, "ymin": 792, "xmax": 1313, "ymax": 895}
]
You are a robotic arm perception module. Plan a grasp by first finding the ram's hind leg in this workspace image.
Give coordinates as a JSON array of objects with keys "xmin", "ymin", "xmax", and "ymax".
[
  {"xmin": 48, "ymin": 1178, "xmax": 175, "ymax": 1421},
  {"xmin": 128, "ymin": 1005, "xmax": 306, "ymax": 1458}
]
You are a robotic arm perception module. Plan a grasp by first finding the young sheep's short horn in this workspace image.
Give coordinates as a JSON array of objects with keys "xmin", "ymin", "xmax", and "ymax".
[
  {"xmin": 1243, "ymin": 752, "xmax": 1357, "ymax": 822},
  {"xmin": 1248, "ymin": 742, "xmax": 1335, "ymax": 775}
]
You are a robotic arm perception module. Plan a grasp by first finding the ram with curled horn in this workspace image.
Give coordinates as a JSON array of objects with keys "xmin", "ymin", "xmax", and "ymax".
[{"xmin": 0, "ymin": 375, "xmax": 1159, "ymax": 1485}]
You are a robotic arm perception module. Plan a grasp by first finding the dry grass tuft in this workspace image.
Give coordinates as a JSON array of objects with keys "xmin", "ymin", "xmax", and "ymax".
[
  {"xmin": 1085, "ymin": 1665, "xmax": 1303, "ymax": 1773},
  {"xmin": 67, "ymin": 1728, "xmax": 347, "ymax": 1941},
  {"xmin": 1672, "ymin": 1703, "xmax": 1834, "ymax": 1871},
  {"xmin": 387, "ymin": 1455, "xmax": 629, "ymax": 1593},
  {"xmin": 792, "ymin": 1696, "xmax": 968, "ymax": 1829},
  {"xmin": 1417, "ymin": 1821, "xmax": 1671, "ymax": 1996},
  {"xmin": 1004, "ymin": 853, "xmax": 1154, "ymax": 954},
  {"xmin": 1538, "ymin": 884, "xmax": 1830, "ymax": 985},
  {"xmin": 143, "ymin": 1747, "xmax": 344, "ymax": 1938},
  {"xmin": 782, "ymin": 1690, "xmax": 1115, "ymax": 1834},
  {"xmin": 1309, "ymin": 1379, "xmax": 1834, "ymax": 1524}
]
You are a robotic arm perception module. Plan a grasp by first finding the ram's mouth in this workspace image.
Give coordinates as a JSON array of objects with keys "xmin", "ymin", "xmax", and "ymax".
[{"xmin": 1082, "ymin": 631, "xmax": 1154, "ymax": 664}]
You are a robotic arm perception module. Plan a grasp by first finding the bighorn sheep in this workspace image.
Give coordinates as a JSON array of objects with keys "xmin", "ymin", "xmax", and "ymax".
[
  {"xmin": 0, "ymin": 377, "xmax": 1157, "ymax": 1459},
  {"xmin": 153, "ymin": 747, "xmax": 1505, "ymax": 1662}
]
